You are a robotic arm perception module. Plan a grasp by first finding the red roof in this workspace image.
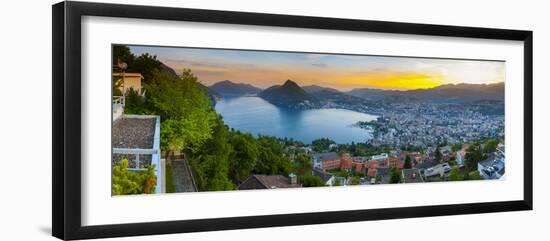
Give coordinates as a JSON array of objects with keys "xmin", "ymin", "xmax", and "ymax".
[
  {"xmin": 354, "ymin": 162, "xmax": 364, "ymax": 172},
  {"xmin": 340, "ymin": 158, "xmax": 353, "ymax": 170},
  {"xmin": 367, "ymin": 168, "xmax": 378, "ymax": 177},
  {"xmin": 366, "ymin": 160, "xmax": 379, "ymax": 169}
]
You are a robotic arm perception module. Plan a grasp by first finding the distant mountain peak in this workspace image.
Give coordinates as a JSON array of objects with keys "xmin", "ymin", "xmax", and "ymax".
[
  {"xmin": 283, "ymin": 79, "xmax": 299, "ymax": 87},
  {"xmin": 258, "ymin": 80, "xmax": 318, "ymax": 109},
  {"xmin": 209, "ymin": 80, "xmax": 262, "ymax": 97}
]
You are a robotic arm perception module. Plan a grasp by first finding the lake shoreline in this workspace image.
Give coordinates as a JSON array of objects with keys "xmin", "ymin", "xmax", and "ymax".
[{"xmin": 215, "ymin": 96, "xmax": 378, "ymax": 144}]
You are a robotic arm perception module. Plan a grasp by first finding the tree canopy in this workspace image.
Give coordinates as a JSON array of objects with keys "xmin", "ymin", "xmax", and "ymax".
[
  {"xmin": 465, "ymin": 145, "xmax": 484, "ymax": 171},
  {"xmin": 448, "ymin": 166, "xmax": 464, "ymax": 181},
  {"xmin": 112, "ymin": 159, "xmax": 157, "ymax": 195},
  {"xmin": 389, "ymin": 168, "xmax": 402, "ymax": 184},
  {"xmin": 301, "ymin": 175, "xmax": 325, "ymax": 187},
  {"xmin": 404, "ymin": 155, "xmax": 412, "ymax": 169},
  {"xmin": 311, "ymin": 138, "xmax": 336, "ymax": 152}
]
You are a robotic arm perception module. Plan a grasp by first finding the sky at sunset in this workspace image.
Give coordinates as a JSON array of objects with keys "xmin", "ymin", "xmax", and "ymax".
[{"xmin": 129, "ymin": 45, "xmax": 505, "ymax": 91}]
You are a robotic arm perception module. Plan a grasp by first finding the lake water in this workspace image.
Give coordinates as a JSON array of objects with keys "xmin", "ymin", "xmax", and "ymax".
[{"xmin": 214, "ymin": 97, "xmax": 378, "ymax": 144}]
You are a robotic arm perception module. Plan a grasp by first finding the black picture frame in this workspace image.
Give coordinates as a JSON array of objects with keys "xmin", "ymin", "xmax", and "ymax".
[{"xmin": 52, "ymin": 1, "xmax": 533, "ymax": 240}]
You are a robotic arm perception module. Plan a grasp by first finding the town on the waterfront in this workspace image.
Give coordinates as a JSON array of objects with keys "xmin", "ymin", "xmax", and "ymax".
[{"xmin": 111, "ymin": 44, "xmax": 505, "ymax": 195}]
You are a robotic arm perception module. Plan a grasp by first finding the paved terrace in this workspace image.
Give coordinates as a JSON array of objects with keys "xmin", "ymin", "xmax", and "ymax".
[{"xmin": 112, "ymin": 116, "xmax": 156, "ymax": 168}]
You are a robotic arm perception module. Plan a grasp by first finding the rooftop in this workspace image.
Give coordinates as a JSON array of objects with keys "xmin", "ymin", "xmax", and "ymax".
[
  {"xmin": 415, "ymin": 159, "xmax": 439, "ymax": 169},
  {"xmin": 424, "ymin": 163, "xmax": 451, "ymax": 177},
  {"xmin": 112, "ymin": 117, "xmax": 156, "ymax": 149},
  {"xmin": 312, "ymin": 168, "xmax": 334, "ymax": 183},
  {"xmin": 313, "ymin": 152, "xmax": 339, "ymax": 161},
  {"xmin": 113, "ymin": 72, "xmax": 144, "ymax": 78},
  {"xmin": 240, "ymin": 175, "xmax": 302, "ymax": 189},
  {"xmin": 497, "ymin": 143, "xmax": 505, "ymax": 153},
  {"xmin": 112, "ymin": 116, "xmax": 158, "ymax": 168},
  {"xmin": 402, "ymin": 169, "xmax": 424, "ymax": 183}
]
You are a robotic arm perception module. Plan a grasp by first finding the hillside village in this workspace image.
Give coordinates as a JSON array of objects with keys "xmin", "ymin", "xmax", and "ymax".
[{"xmin": 110, "ymin": 45, "xmax": 505, "ymax": 195}]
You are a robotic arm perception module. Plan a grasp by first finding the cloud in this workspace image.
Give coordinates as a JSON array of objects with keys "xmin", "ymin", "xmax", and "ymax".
[{"xmin": 311, "ymin": 63, "xmax": 328, "ymax": 68}]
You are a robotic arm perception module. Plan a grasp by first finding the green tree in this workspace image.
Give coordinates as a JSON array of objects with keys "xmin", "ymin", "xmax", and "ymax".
[
  {"xmin": 112, "ymin": 76, "xmax": 123, "ymax": 96},
  {"xmin": 300, "ymin": 175, "xmax": 325, "ymax": 187},
  {"xmin": 329, "ymin": 168, "xmax": 349, "ymax": 178},
  {"xmin": 255, "ymin": 136, "xmax": 292, "ymax": 175},
  {"xmin": 123, "ymin": 88, "xmax": 146, "ymax": 114},
  {"xmin": 465, "ymin": 145, "xmax": 483, "ymax": 171},
  {"xmin": 333, "ymin": 178, "xmax": 342, "ymax": 186},
  {"xmin": 348, "ymin": 176, "xmax": 361, "ymax": 185},
  {"xmin": 467, "ymin": 171, "xmax": 482, "ymax": 180},
  {"xmin": 404, "ymin": 155, "xmax": 412, "ymax": 169},
  {"xmin": 448, "ymin": 156, "xmax": 457, "ymax": 166},
  {"xmin": 112, "ymin": 45, "xmax": 135, "ymax": 66},
  {"xmin": 311, "ymin": 138, "xmax": 336, "ymax": 152},
  {"xmin": 293, "ymin": 154, "xmax": 313, "ymax": 176},
  {"xmin": 112, "ymin": 159, "xmax": 157, "ymax": 195},
  {"xmin": 148, "ymin": 69, "xmax": 216, "ymax": 155},
  {"xmin": 448, "ymin": 166, "xmax": 464, "ymax": 181},
  {"xmin": 484, "ymin": 139, "xmax": 499, "ymax": 154},
  {"xmin": 112, "ymin": 45, "xmax": 164, "ymax": 85},
  {"xmin": 228, "ymin": 132, "xmax": 259, "ymax": 183},
  {"xmin": 389, "ymin": 168, "xmax": 402, "ymax": 184},
  {"xmin": 188, "ymin": 115, "xmax": 235, "ymax": 191},
  {"xmin": 132, "ymin": 53, "xmax": 164, "ymax": 83}
]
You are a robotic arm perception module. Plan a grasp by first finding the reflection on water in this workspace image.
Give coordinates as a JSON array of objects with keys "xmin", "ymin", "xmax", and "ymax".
[{"xmin": 215, "ymin": 97, "xmax": 377, "ymax": 144}]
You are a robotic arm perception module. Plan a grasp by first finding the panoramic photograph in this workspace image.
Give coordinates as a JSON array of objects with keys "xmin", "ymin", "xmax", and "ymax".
[{"xmin": 111, "ymin": 45, "xmax": 505, "ymax": 195}]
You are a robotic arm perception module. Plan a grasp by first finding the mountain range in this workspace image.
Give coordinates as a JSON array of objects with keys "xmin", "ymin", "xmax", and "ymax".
[
  {"xmin": 207, "ymin": 79, "xmax": 504, "ymax": 108},
  {"xmin": 347, "ymin": 82, "xmax": 504, "ymax": 103},
  {"xmin": 209, "ymin": 80, "xmax": 262, "ymax": 97}
]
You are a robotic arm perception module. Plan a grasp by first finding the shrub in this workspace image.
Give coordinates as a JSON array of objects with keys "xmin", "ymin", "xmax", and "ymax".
[{"xmin": 112, "ymin": 159, "xmax": 157, "ymax": 195}]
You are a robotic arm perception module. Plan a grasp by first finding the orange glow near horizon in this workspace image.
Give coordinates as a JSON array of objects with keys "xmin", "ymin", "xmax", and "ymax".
[
  {"xmin": 128, "ymin": 46, "xmax": 506, "ymax": 91},
  {"xmin": 338, "ymin": 72, "xmax": 445, "ymax": 90}
]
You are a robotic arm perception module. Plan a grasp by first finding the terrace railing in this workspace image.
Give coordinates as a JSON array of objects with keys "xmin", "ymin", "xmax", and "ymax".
[
  {"xmin": 112, "ymin": 95, "xmax": 125, "ymax": 106},
  {"xmin": 112, "ymin": 148, "xmax": 158, "ymax": 171}
]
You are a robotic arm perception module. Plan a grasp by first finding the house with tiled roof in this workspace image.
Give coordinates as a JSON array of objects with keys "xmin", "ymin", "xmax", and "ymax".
[
  {"xmin": 456, "ymin": 150, "xmax": 466, "ymax": 165},
  {"xmin": 340, "ymin": 156, "xmax": 353, "ymax": 171},
  {"xmin": 353, "ymin": 162, "xmax": 364, "ymax": 173},
  {"xmin": 238, "ymin": 174, "xmax": 302, "ymax": 190},
  {"xmin": 386, "ymin": 156, "xmax": 404, "ymax": 169},
  {"xmin": 366, "ymin": 168, "xmax": 378, "ymax": 178},
  {"xmin": 312, "ymin": 152, "xmax": 340, "ymax": 170},
  {"xmin": 312, "ymin": 168, "xmax": 335, "ymax": 186},
  {"xmin": 376, "ymin": 167, "xmax": 391, "ymax": 184}
]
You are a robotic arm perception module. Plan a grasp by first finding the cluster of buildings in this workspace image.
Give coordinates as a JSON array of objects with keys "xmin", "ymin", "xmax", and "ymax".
[
  {"xmin": 360, "ymin": 102, "xmax": 504, "ymax": 148},
  {"xmin": 236, "ymin": 141, "xmax": 508, "ymax": 191},
  {"xmin": 299, "ymin": 142, "xmax": 505, "ymax": 188}
]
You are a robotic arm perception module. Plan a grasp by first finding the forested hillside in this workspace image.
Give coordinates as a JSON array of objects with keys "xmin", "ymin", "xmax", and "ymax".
[{"xmin": 113, "ymin": 45, "xmax": 310, "ymax": 192}]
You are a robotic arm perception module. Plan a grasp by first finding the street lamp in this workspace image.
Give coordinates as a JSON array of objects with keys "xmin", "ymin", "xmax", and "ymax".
[{"xmin": 117, "ymin": 59, "xmax": 128, "ymax": 105}]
